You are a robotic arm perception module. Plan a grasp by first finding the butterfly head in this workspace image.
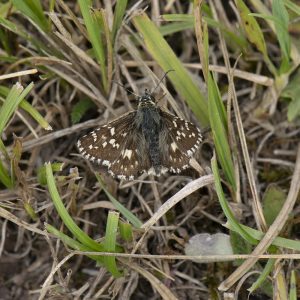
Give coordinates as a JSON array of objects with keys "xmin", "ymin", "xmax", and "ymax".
[{"xmin": 137, "ymin": 89, "xmax": 156, "ymax": 108}]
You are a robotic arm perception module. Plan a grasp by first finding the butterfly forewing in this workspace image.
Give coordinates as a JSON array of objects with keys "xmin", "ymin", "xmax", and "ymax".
[
  {"xmin": 77, "ymin": 112, "xmax": 137, "ymax": 166},
  {"xmin": 77, "ymin": 111, "xmax": 153, "ymax": 179}
]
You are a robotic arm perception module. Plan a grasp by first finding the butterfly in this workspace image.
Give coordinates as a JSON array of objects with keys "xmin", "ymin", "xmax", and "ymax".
[{"xmin": 77, "ymin": 81, "xmax": 202, "ymax": 180}]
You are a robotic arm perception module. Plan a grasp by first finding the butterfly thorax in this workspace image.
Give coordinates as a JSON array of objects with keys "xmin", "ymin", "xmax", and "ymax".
[{"xmin": 135, "ymin": 94, "xmax": 162, "ymax": 173}]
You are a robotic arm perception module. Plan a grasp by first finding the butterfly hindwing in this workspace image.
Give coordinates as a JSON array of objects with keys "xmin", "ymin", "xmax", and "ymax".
[
  {"xmin": 108, "ymin": 132, "xmax": 151, "ymax": 179},
  {"xmin": 160, "ymin": 110, "xmax": 202, "ymax": 157},
  {"xmin": 159, "ymin": 109, "xmax": 202, "ymax": 173}
]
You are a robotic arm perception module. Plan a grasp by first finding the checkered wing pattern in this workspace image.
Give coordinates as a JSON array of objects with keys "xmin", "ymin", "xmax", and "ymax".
[
  {"xmin": 77, "ymin": 104, "xmax": 202, "ymax": 180},
  {"xmin": 159, "ymin": 110, "xmax": 202, "ymax": 173},
  {"xmin": 77, "ymin": 111, "xmax": 150, "ymax": 180}
]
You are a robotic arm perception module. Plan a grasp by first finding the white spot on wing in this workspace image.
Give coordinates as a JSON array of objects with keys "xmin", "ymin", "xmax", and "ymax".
[
  {"xmin": 92, "ymin": 132, "xmax": 97, "ymax": 142},
  {"xmin": 123, "ymin": 149, "xmax": 133, "ymax": 159},
  {"xmin": 102, "ymin": 160, "xmax": 111, "ymax": 167},
  {"xmin": 171, "ymin": 142, "xmax": 177, "ymax": 152}
]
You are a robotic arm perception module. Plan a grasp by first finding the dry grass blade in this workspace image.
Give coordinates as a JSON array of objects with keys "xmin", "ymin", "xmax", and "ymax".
[
  {"xmin": 38, "ymin": 253, "xmax": 75, "ymax": 300},
  {"xmin": 121, "ymin": 260, "xmax": 178, "ymax": 300},
  {"xmin": 230, "ymin": 64, "xmax": 267, "ymax": 231},
  {"xmin": 0, "ymin": 69, "xmax": 38, "ymax": 80},
  {"xmin": 0, "ymin": 207, "xmax": 46, "ymax": 236},
  {"xmin": 142, "ymin": 175, "xmax": 214, "ymax": 229}
]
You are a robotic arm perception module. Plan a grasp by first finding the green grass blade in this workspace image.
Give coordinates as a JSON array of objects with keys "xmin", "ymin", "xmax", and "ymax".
[
  {"xmin": 103, "ymin": 211, "xmax": 123, "ymax": 277},
  {"xmin": 38, "ymin": 162, "xmax": 64, "ymax": 186},
  {"xmin": 235, "ymin": 0, "xmax": 267, "ymax": 55},
  {"xmin": 235, "ymin": 0, "xmax": 277, "ymax": 75},
  {"xmin": 211, "ymin": 154, "xmax": 256, "ymax": 244},
  {"xmin": 162, "ymin": 14, "xmax": 195, "ymax": 22},
  {"xmin": 132, "ymin": 13, "xmax": 209, "ymax": 126},
  {"xmin": 11, "ymin": 0, "xmax": 51, "ymax": 32},
  {"xmin": 119, "ymin": 221, "xmax": 133, "ymax": 242},
  {"xmin": 162, "ymin": 14, "xmax": 247, "ymax": 50},
  {"xmin": 71, "ymin": 98, "xmax": 96, "ymax": 124},
  {"xmin": 227, "ymin": 223, "xmax": 300, "ymax": 251},
  {"xmin": 0, "ymin": 16, "xmax": 30, "ymax": 40},
  {"xmin": 46, "ymin": 224, "xmax": 105, "ymax": 264},
  {"xmin": 95, "ymin": 173, "xmax": 143, "ymax": 228},
  {"xmin": 248, "ymin": 258, "xmax": 275, "ymax": 293},
  {"xmin": 289, "ymin": 270, "xmax": 297, "ymax": 300},
  {"xmin": 112, "ymin": 0, "xmax": 128, "ymax": 42},
  {"xmin": 45, "ymin": 162, "xmax": 105, "ymax": 251},
  {"xmin": 19, "ymin": 99, "xmax": 52, "ymax": 130},
  {"xmin": 78, "ymin": 0, "xmax": 108, "ymax": 93},
  {"xmin": 208, "ymin": 74, "xmax": 236, "ymax": 189},
  {"xmin": 284, "ymin": 0, "xmax": 300, "ymax": 15},
  {"xmin": 0, "ymin": 82, "xmax": 33, "ymax": 136},
  {"xmin": 0, "ymin": 27, "xmax": 11, "ymax": 54},
  {"xmin": 272, "ymin": 0, "xmax": 291, "ymax": 71},
  {"xmin": 159, "ymin": 22, "xmax": 195, "ymax": 36},
  {"xmin": 0, "ymin": 159, "xmax": 13, "ymax": 189},
  {"xmin": 0, "ymin": 85, "xmax": 51, "ymax": 130},
  {"xmin": 0, "ymin": 139, "xmax": 9, "ymax": 160}
]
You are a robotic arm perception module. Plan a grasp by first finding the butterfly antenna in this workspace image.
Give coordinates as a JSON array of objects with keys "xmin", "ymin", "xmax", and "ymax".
[
  {"xmin": 150, "ymin": 69, "xmax": 175, "ymax": 95},
  {"xmin": 112, "ymin": 80, "xmax": 139, "ymax": 97}
]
